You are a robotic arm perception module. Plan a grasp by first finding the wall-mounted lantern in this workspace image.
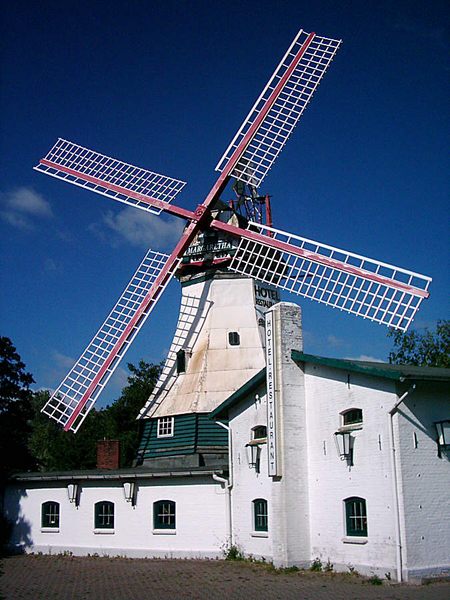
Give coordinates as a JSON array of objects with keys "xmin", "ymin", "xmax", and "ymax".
[
  {"xmin": 245, "ymin": 442, "xmax": 261, "ymax": 471},
  {"xmin": 67, "ymin": 483, "xmax": 79, "ymax": 506},
  {"xmin": 435, "ymin": 420, "xmax": 450, "ymax": 456},
  {"xmin": 334, "ymin": 431, "xmax": 352, "ymax": 461},
  {"xmin": 123, "ymin": 481, "xmax": 136, "ymax": 505}
]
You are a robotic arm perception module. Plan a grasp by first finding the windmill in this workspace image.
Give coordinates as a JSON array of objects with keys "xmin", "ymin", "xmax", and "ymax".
[{"xmin": 34, "ymin": 30, "xmax": 431, "ymax": 434}]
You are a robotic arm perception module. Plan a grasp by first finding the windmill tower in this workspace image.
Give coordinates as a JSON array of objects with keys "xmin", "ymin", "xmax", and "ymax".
[
  {"xmin": 135, "ymin": 203, "xmax": 281, "ymax": 468},
  {"xmin": 34, "ymin": 28, "xmax": 432, "ymax": 450}
]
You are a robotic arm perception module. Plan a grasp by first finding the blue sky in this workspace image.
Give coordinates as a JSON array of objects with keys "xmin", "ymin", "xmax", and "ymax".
[{"xmin": 1, "ymin": 0, "xmax": 448, "ymax": 407}]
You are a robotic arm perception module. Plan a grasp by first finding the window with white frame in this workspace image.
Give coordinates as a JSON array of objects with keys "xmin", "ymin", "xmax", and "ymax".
[
  {"xmin": 41, "ymin": 501, "xmax": 60, "ymax": 528},
  {"xmin": 157, "ymin": 416, "xmax": 174, "ymax": 438},
  {"xmin": 228, "ymin": 331, "xmax": 240, "ymax": 346},
  {"xmin": 344, "ymin": 497, "xmax": 367, "ymax": 537}
]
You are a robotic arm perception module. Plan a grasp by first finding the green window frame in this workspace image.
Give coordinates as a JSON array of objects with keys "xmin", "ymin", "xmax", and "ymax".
[
  {"xmin": 94, "ymin": 501, "xmax": 114, "ymax": 529},
  {"xmin": 345, "ymin": 497, "xmax": 367, "ymax": 537},
  {"xmin": 253, "ymin": 498, "xmax": 268, "ymax": 532},
  {"xmin": 153, "ymin": 500, "xmax": 176, "ymax": 530},
  {"xmin": 41, "ymin": 501, "xmax": 60, "ymax": 528}
]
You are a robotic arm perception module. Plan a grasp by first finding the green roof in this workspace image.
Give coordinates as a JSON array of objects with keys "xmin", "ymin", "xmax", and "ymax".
[
  {"xmin": 291, "ymin": 351, "xmax": 450, "ymax": 382},
  {"xmin": 210, "ymin": 368, "xmax": 266, "ymax": 420},
  {"xmin": 210, "ymin": 353, "xmax": 450, "ymax": 420}
]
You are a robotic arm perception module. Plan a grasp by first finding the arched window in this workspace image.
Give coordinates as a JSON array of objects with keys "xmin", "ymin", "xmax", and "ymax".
[
  {"xmin": 253, "ymin": 498, "xmax": 268, "ymax": 532},
  {"xmin": 41, "ymin": 501, "xmax": 60, "ymax": 528},
  {"xmin": 94, "ymin": 501, "xmax": 114, "ymax": 529},
  {"xmin": 341, "ymin": 408, "xmax": 363, "ymax": 427},
  {"xmin": 153, "ymin": 500, "xmax": 176, "ymax": 530},
  {"xmin": 344, "ymin": 497, "xmax": 367, "ymax": 537}
]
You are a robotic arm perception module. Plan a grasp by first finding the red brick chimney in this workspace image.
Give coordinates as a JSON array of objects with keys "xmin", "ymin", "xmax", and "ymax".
[{"xmin": 97, "ymin": 440, "xmax": 120, "ymax": 470}]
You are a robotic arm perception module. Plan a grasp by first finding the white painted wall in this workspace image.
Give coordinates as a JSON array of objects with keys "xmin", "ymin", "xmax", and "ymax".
[
  {"xmin": 4, "ymin": 477, "xmax": 227, "ymax": 558},
  {"xmin": 396, "ymin": 385, "xmax": 450, "ymax": 579},
  {"xmin": 229, "ymin": 389, "xmax": 272, "ymax": 561},
  {"xmin": 305, "ymin": 364, "xmax": 399, "ymax": 578}
]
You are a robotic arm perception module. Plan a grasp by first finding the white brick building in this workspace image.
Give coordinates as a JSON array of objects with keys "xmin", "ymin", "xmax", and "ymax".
[{"xmin": 4, "ymin": 299, "xmax": 449, "ymax": 582}]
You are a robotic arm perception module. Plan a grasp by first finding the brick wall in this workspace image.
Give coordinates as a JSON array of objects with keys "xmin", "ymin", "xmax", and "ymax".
[{"xmin": 97, "ymin": 440, "xmax": 120, "ymax": 470}]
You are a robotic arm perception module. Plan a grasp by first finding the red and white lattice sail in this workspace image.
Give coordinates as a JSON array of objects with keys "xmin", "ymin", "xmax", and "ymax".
[{"xmin": 34, "ymin": 29, "xmax": 431, "ymax": 431}]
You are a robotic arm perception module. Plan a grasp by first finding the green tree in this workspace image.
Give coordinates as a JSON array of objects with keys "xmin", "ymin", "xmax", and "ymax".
[
  {"xmin": 388, "ymin": 320, "xmax": 449, "ymax": 368},
  {"xmin": 102, "ymin": 360, "xmax": 162, "ymax": 467},
  {"xmin": 28, "ymin": 391, "xmax": 107, "ymax": 471},
  {"xmin": 0, "ymin": 337, "xmax": 36, "ymax": 478},
  {"xmin": 28, "ymin": 360, "xmax": 161, "ymax": 471}
]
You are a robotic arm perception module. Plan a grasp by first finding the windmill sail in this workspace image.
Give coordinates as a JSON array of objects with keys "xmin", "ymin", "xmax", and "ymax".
[
  {"xmin": 42, "ymin": 250, "xmax": 177, "ymax": 432},
  {"xmin": 212, "ymin": 220, "xmax": 431, "ymax": 331},
  {"xmin": 216, "ymin": 30, "xmax": 341, "ymax": 188},
  {"xmin": 34, "ymin": 139, "xmax": 187, "ymax": 216}
]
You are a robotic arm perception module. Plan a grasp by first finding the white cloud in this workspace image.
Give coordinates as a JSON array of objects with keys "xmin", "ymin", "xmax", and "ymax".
[
  {"xmin": 327, "ymin": 334, "xmax": 345, "ymax": 348},
  {"xmin": 344, "ymin": 354, "xmax": 384, "ymax": 363},
  {"xmin": 0, "ymin": 187, "xmax": 53, "ymax": 229},
  {"xmin": 90, "ymin": 206, "xmax": 184, "ymax": 249}
]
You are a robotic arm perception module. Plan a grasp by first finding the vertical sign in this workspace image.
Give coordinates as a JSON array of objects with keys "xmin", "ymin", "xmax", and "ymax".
[{"xmin": 265, "ymin": 310, "xmax": 278, "ymax": 476}]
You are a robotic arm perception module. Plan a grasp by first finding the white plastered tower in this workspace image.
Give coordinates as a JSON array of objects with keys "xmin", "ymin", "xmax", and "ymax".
[{"xmin": 139, "ymin": 272, "xmax": 279, "ymax": 420}]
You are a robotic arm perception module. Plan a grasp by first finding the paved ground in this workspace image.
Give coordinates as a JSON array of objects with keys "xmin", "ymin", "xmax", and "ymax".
[{"xmin": 1, "ymin": 555, "xmax": 449, "ymax": 600}]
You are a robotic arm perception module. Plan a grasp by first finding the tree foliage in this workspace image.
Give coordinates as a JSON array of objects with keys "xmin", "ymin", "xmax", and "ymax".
[
  {"xmin": 1, "ymin": 335, "xmax": 162, "ymax": 473},
  {"xmin": 28, "ymin": 360, "xmax": 162, "ymax": 471},
  {"xmin": 101, "ymin": 360, "xmax": 162, "ymax": 467},
  {"xmin": 388, "ymin": 320, "xmax": 450, "ymax": 368},
  {"xmin": 0, "ymin": 337, "xmax": 36, "ymax": 478}
]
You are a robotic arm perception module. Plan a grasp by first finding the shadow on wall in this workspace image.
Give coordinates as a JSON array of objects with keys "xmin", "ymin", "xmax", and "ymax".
[{"xmin": 1, "ymin": 486, "xmax": 32, "ymax": 554}]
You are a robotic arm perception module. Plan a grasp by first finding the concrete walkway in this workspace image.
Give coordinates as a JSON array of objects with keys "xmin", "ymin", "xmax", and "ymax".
[{"xmin": 1, "ymin": 555, "xmax": 449, "ymax": 600}]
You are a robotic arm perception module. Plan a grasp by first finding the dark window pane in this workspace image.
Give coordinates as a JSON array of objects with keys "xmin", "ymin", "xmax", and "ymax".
[{"xmin": 154, "ymin": 500, "xmax": 176, "ymax": 530}]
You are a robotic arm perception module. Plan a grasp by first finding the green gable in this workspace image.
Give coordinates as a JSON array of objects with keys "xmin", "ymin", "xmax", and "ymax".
[{"xmin": 137, "ymin": 413, "xmax": 228, "ymax": 462}]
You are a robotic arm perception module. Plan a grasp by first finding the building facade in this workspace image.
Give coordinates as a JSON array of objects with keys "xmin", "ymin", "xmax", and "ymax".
[{"xmin": 4, "ymin": 301, "xmax": 449, "ymax": 581}]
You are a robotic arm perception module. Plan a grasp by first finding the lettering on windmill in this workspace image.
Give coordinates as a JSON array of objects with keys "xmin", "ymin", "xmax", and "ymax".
[{"xmin": 255, "ymin": 285, "xmax": 280, "ymax": 309}]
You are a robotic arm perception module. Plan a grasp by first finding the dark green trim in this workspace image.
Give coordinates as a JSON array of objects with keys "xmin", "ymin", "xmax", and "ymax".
[
  {"xmin": 253, "ymin": 498, "xmax": 268, "ymax": 532},
  {"xmin": 180, "ymin": 272, "xmax": 216, "ymax": 288},
  {"xmin": 210, "ymin": 368, "xmax": 266, "ymax": 420},
  {"xmin": 94, "ymin": 501, "xmax": 114, "ymax": 529},
  {"xmin": 153, "ymin": 500, "xmax": 176, "ymax": 529},
  {"xmin": 345, "ymin": 497, "xmax": 367, "ymax": 537},
  {"xmin": 41, "ymin": 501, "xmax": 60, "ymax": 528},
  {"xmin": 292, "ymin": 351, "xmax": 450, "ymax": 382}
]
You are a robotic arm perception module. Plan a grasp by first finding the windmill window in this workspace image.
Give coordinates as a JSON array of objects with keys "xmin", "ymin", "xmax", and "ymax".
[
  {"xmin": 41, "ymin": 501, "xmax": 60, "ymax": 528},
  {"xmin": 157, "ymin": 416, "xmax": 174, "ymax": 438},
  {"xmin": 253, "ymin": 498, "xmax": 268, "ymax": 532},
  {"xmin": 153, "ymin": 500, "xmax": 176, "ymax": 530},
  {"xmin": 94, "ymin": 501, "xmax": 114, "ymax": 529},
  {"xmin": 344, "ymin": 497, "xmax": 367, "ymax": 537},
  {"xmin": 176, "ymin": 349, "xmax": 186, "ymax": 374},
  {"xmin": 341, "ymin": 408, "xmax": 363, "ymax": 428},
  {"xmin": 228, "ymin": 331, "xmax": 240, "ymax": 346}
]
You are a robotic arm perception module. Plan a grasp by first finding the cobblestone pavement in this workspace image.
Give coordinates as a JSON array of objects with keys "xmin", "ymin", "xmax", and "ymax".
[{"xmin": 1, "ymin": 555, "xmax": 449, "ymax": 600}]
